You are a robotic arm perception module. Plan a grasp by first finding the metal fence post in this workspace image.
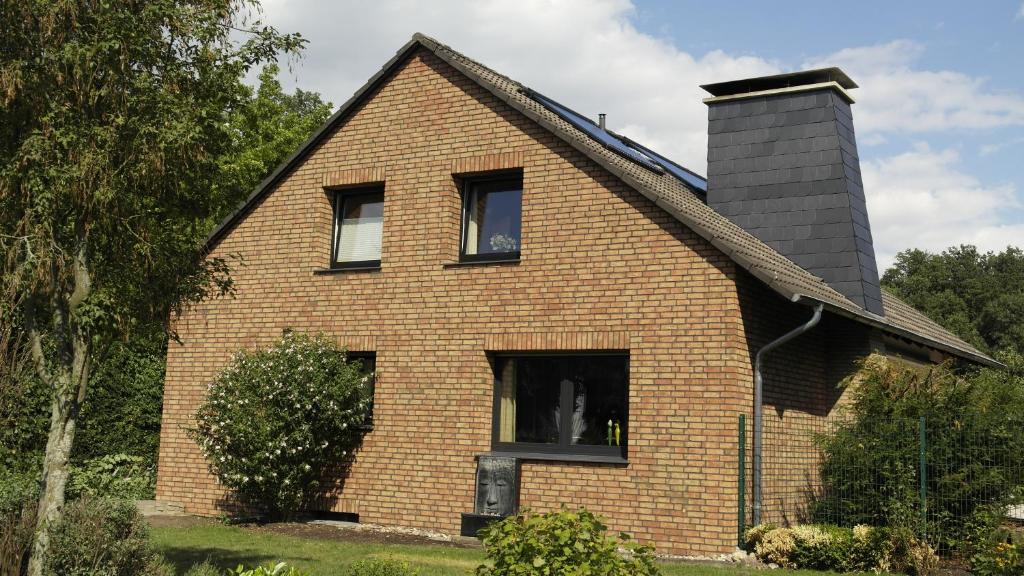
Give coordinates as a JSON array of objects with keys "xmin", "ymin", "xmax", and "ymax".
[
  {"xmin": 738, "ymin": 414, "xmax": 746, "ymax": 547},
  {"xmin": 919, "ymin": 416, "xmax": 927, "ymax": 539}
]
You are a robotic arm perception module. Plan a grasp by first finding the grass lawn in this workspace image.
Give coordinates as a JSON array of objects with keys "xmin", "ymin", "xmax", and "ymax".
[{"xmin": 151, "ymin": 523, "xmax": 854, "ymax": 576}]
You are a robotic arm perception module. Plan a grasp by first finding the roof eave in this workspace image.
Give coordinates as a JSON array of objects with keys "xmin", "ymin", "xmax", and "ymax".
[{"xmin": 793, "ymin": 295, "xmax": 1002, "ymax": 368}]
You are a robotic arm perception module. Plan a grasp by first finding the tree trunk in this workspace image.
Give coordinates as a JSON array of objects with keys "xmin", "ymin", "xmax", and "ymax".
[
  {"xmin": 26, "ymin": 335, "xmax": 89, "ymax": 576},
  {"xmin": 26, "ymin": 381, "xmax": 79, "ymax": 576},
  {"xmin": 26, "ymin": 240, "xmax": 92, "ymax": 576}
]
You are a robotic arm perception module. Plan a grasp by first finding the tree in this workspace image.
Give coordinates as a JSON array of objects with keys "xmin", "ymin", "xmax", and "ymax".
[
  {"xmin": 0, "ymin": 1, "xmax": 302, "ymax": 572},
  {"xmin": 882, "ymin": 245, "xmax": 1024, "ymax": 356},
  {"xmin": 213, "ymin": 63, "xmax": 333, "ymax": 220}
]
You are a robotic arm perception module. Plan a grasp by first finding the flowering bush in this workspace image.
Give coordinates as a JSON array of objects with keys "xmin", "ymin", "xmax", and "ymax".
[
  {"xmin": 972, "ymin": 533, "xmax": 1024, "ymax": 576},
  {"xmin": 190, "ymin": 332, "xmax": 370, "ymax": 519}
]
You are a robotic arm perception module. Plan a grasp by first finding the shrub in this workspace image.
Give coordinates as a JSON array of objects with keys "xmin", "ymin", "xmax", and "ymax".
[
  {"xmin": 0, "ymin": 371, "xmax": 48, "ymax": 474},
  {"xmin": 788, "ymin": 524, "xmax": 852, "ymax": 570},
  {"xmin": 0, "ymin": 468, "xmax": 38, "ymax": 517},
  {"xmin": 813, "ymin": 354, "xmax": 1024, "ymax": 553},
  {"xmin": 745, "ymin": 522, "xmax": 937, "ymax": 574},
  {"xmin": 971, "ymin": 528, "xmax": 1024, "ymax": 576},
  {"xmin": 228, "ymin": 562, "xmax": 311, "ymax": 576},
  {"xmin": 0, "ymin": 494, "xmax": 36, "ymax": 576},
  {"xmin": 184, "ymin": 561, "xmax": 223, "ymax": 576},
  {"xmin": 67, "ymin": 453, "xmax": 155, "ymax": 500},
  {"xmin": 476, "ymin": 507, "xmax": 660, "ymax": 576},
  {"xmin": 973, "ymin": 541, "xmax": 1023, "ymax": 576},
  {"xmin": 347, "ymin": 558, "xmax": 418, "ymax": 575},
  {"xmin": 76, "ymin": 336, "xmax": 166, "ymax": 466},
  {"xmin": 190, "ymin": 331, "xmax": 370, "ymax": 519},
  {"xmin": 43, "ymin": 496, "xmax": 164, "ymax": 575}
]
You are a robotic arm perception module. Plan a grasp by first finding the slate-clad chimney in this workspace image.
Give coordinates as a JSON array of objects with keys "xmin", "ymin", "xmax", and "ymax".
[{"xmin": 702, "ymin": 68, "xmax": 884, "ymax": 316}]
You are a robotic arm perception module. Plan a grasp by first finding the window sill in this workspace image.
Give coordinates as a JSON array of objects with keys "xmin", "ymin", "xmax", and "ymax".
[
  {"xmin": 443, "ymin": 258, "xmax": 520, "ymax": 268},
  {"xmin": 481, "ymin": 450, "xmax": 627, "ymax": 465},
  {"xmin": 314, "ymin": 265, "xmax": 381, "ymax": 275}
]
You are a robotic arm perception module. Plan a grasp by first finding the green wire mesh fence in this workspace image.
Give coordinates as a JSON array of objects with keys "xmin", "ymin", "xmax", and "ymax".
[{"xmin": 740, "ymin": 413, "xmax": 1024, "ymax": 555}]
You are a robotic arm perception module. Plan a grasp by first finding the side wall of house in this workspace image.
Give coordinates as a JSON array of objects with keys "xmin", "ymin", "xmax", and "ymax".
[
  {"xmin": 156, "ymin": 49, "xmax": 755, "ymax": 555},
  {"xmin": 737, "ymin": 272, "xmax": 872, "ymax": 526}
]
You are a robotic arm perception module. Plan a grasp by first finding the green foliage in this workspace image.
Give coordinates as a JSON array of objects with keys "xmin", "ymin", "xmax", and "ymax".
[
  {"xmin": 972, "ymin": 535, "xmax": 1024, "ymax": 576},
  {"xmin": 347, "ymin": 559, "xmax": 419, "ymax": 576},
  {"xmin": 744, "ymin": 523, "xmax": 936, "ymax": 574},
  {"xmin": 67, "ymin": 453, "xmax": 155, "ymax": 500},
  {"xmin": 228, "ymin": 562, "xmax": 311, "ymax": 576},
  {"xmin": 813, "ymin": 355, "xmax": 1024, "ymax": 554},
  {"xmin": 75, "ymin": 336, "xmax": 166, "ymax": 466},
  {"xmin": 882, "ymin": 245, "xmax": 1024, "ymax": 355},
  {"xmin": 476, "ymin": 507, "xmax": 660, "ymax": 576},
  {"xmin": 0, "ymin": 468, "xmax": 39, "ymax": 518},
  {"xmin": 213, "ymin": 64, "xmax": 333, "ymax": 221},
  {"xmin": 185, "ymin": 561, "xmax": 225, "ymax": 576},
  {"xmin": 0, "ymin": 493, "xmax": 36, "ymax": 576},
  {"xmin": 190, "ymin": 332, "xmax": 370, "ymax": 519},
  {"xmin": 43, "ymin": 497, "xmax": 163, "ymax": 576},
  {"xmin": 0, "ymin": 370, "xmax": 48, "ymax": 474}
]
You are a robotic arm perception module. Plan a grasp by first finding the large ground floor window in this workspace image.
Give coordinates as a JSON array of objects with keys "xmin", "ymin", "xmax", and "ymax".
[{"xmin": 491, "ymin": 354, "xmax": 629, "ymax": 458}]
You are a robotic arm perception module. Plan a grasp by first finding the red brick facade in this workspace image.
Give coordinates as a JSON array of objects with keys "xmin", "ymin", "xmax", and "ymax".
[{"xmin": 156, "ymin": 48, "xmax": 854, "ymax": 555}]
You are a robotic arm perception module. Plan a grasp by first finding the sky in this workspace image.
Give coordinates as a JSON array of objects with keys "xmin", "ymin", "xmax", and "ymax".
[{"xmin": 251, "ymin": 0, "xmax": 1024, "ymax": 271}]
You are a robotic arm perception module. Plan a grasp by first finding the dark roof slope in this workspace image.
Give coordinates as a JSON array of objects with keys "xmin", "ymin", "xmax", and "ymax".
[{"xmin": 203, "ymin": 33, "xmax": 997, "ymax": 367}]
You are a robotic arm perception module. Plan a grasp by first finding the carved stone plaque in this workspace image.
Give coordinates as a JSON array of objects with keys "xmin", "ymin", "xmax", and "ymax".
[{"xmin": 474, "ymin": 456, "xmax": 518, "ymax": 516}]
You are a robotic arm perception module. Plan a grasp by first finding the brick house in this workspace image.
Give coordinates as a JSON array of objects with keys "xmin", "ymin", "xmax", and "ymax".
[{"xmin": 156, "ymin": 34, "xmax": 995, "ymax": 555}]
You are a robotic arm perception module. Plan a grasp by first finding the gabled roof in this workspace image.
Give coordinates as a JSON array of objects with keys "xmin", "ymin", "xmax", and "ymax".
[{"xmin": 204, "ymin": 33, "xmax": 997, "ymax": 367}]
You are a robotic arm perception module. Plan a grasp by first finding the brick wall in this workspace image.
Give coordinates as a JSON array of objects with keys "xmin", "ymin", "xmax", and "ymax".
[
  {"xmin": 736, "ymin": 272, "xmax": 870, "ymax": 526},
  {"xmin": 156, "ymin": 47, "xmax": 806, "ymax": 555}
]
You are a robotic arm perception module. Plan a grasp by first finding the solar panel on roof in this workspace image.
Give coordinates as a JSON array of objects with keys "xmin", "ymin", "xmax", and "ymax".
[
  {"xmin": 526, "ymin": 90, "xmax": 665, "ymax": 174},
  {"xmin": 620, "ymin": 138, "xmax": 708, "ymax": 192},
  {"xmin": 525, "ymin": 88, "xmax": 707, "ymax": 193}
]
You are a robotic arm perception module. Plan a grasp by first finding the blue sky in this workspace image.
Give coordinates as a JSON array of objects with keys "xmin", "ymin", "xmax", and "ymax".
[
  {"xmin": 635, "ymin": 0, "xmax": 1024, "ymax": 189},
  {"xmin": 256, "ymin": 0, "xmax": 1024, "ymax": 271}
]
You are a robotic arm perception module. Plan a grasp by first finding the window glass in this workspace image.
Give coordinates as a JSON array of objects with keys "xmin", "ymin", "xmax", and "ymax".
[
  {"xmin": 463, "ymin": 179, "xmax": 521, "ymax": 257},
  {"xmin": 494, "ymin": 355, "xmax": 628, "ymax": 455},
  {"xmin": 335, "ymin": 191, "xmax": 384, "ymax": 264}
]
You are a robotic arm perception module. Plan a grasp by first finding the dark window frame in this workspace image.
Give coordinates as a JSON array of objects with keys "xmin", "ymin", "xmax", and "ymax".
[
  {"xmin": 330, "ymin": 187, "xmax": 385, "ymax": 270},
  {"xmin": 348, "ymin": 351, "xmax": 376, "ymax": 428},
  {"xmin": 459, "ymin": 171, "xmax": 523, "ymax": 263},
  {"xmin": 489, "ymin": 352, "xmax": 629, "ymax": 460}
]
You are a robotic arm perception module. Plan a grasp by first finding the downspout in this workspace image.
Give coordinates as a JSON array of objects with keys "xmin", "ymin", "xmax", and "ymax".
[{"xmin": 751, "ymin": 302, "xmax": 823, "ymax": 527}]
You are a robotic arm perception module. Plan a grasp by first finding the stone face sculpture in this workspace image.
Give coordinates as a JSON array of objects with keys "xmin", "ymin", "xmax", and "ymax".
[{"xmin": 474, "ymin": 456, "xmax": 518, "ymax": 516}]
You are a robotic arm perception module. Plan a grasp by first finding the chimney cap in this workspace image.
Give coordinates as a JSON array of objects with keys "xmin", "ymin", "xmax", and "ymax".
[{"xmin": 700, "ymin": 67, "xmax": 857, "ymax": 97}]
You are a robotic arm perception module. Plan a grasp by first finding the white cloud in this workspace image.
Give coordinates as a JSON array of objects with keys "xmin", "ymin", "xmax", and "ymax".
[
  {"xmin": 805, "ymin": 40, "xmax": 1024, "ymax": 135},
  {"xmin": 981, "ymin": 136, "xmax": 1024, "ymax": 156},
  {"xmin": 1018, "ymin": 2, "xmax": 1024, "ymax": 19},
  {"xmin": 862, "ymin": 143, "xmax": 1024, "ymax": 270},
  {"xmin": 256, "ymin": 0, "xmax": 778, "ymax": 172}
]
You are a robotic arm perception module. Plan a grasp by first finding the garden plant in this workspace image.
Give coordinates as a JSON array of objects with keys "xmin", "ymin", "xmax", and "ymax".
[{"xmin": 190, "ymin": 332, "xmax": 371, "ymax": 519}]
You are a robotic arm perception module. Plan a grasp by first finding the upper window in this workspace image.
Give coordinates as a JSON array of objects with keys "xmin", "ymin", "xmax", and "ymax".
[
  {"xmin": 332, "ymin": 189, "xmax": 384, "ymax": 268},
  {"xmin": 461, "ymin": 175, "xmax": 522, "ymax": 261},
  {"xmin": 491, "ymin": 354, "xmax": 629, "ymax": 459}
]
